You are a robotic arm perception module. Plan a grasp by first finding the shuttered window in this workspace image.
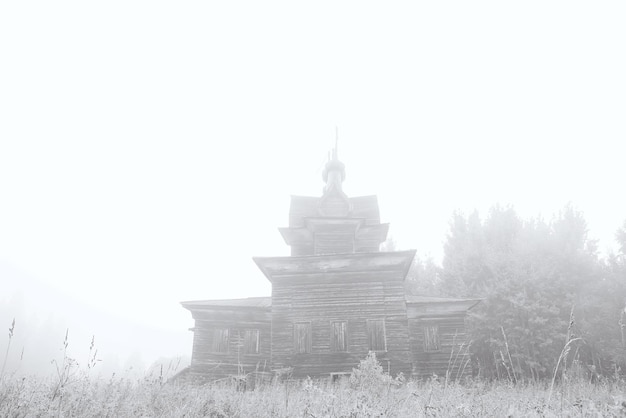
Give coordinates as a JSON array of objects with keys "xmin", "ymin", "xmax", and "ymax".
[
  {"xmin": 331, "ymin": 321, "xmax": 348, "ymax": 352},
  {"xmin": 210, "ymin": 328, "xmax": 229, "ymax": 353},
  {"xmin": 367, "ymin": 319, "xmax": 386, "ymax": 351},
  {"xmin": 243, "ymin": 329, "xmax": 260, "ymax": 355},
  {"xmin": 294, "ymin": 322, "xmax": 311, "ymax": 354},
  {"xmin": 423, "ymin": 325, "xmax": 440, "ymax": 352}
]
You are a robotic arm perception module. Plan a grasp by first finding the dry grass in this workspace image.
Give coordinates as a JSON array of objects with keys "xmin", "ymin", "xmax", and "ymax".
[
  {"xmin": 1, "ymin": 363, "xmax": 626, "ymax": 417},
  {"xmin": 2, "ymin": 324, "xmax": 625, "ymax": 416}
]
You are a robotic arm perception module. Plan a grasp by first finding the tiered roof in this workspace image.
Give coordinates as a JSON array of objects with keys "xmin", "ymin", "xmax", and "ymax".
[{"xmin": 279, "ymin": 144, "xmax": 389, "ymax": 255}]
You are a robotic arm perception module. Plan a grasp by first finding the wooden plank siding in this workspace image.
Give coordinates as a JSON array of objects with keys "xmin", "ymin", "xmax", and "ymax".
[
  {"xmin": 263, "ymin": 251, "xmax": 415, "ymax": 379},
  {"xmin": 181, "ymin": 281, "xmax": 479, "ymax": 382},
  {"xmin": 314, "ymin": 232, "xmax": 355, "ymax": 255},
  {"xmin": 406, "ymin": 300, "xmax": 477, "ymax": 379},
  {"xmin": 288, "ymin": 195, "xmax": 381, "ymax": 228},
  {"xmin": 184, "ymin": 298, "xmax": 477, "ymax": 381},
  {"xmin": 186, "ymin": 307, "xmax": 271, "ymax": 382},
  {"xmin": 408, "ymin": 316, "xmax": 471, "ymax": 379}
]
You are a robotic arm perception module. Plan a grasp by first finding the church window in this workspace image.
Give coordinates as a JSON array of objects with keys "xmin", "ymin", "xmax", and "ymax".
[
  {"xmin": 423, "ymin": 325, "xmax": 440, "ymax": 352},
  {"xmin": 294, "ymin": 322, "xmax": 311, "ymax": 354},
  {"xmin": 331, "ymin": 321, "xmax": 348, "ymax": 352},
  {"xmin": 243, "ymin": 329, "xmax": 260, "ymax": 355},
  {"xmin": 210, "ymin": 328, "xmax": 229, "ymax": 353},
  {"xmin": 367, "ymin": 319, "xmax": 386, "ymax": 351}
]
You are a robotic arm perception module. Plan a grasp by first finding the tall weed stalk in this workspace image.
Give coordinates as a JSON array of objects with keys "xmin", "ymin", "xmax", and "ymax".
[{"xmin": 0, "ymin": 319, "xmax": 15, "ymax": 380}]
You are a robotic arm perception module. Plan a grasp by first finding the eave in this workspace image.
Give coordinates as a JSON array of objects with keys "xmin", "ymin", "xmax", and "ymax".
[
  {"xmin": 405, "ymin": 296, "xmax": 481, "ymax": 317},
  {"xmin": 253, "ymin": 250, "xmax": 416, "ymax": 283},
  {"xmin": 181, "ymin": 296, "xmax": 272, "ymax": 312}
]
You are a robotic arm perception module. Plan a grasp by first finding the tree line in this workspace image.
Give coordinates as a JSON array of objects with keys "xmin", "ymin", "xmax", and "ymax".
[{"xmin": 405, "ymin": 204, "xmax": 626, "ymax": 381}]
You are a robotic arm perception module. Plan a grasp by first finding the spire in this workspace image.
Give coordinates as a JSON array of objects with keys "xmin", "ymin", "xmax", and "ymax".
[
  {"xmin": 319, "ymin": 136, "xmax": 351, "ymax": 217},
  {"xmin": 322, "ymin": 136, "xmax": 345, "ymax": 194}
]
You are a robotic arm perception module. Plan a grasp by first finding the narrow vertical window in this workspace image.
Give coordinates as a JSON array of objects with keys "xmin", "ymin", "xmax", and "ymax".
[
  {"xmin": 331, "ymin": 321, "xmax": 348, "ymax": 352},
  {"xmin": 423, "ymin": 325, "xmax": 440, "ymax": 352},
  {"xmin": 243, "ymin": 329, "xmax": 260, "ymax": 355},
  {"xmin": 367, "ymin": 319, "xmax": 386, "ymax": 351},
  {"xmin": 210, "ymin": 328, "xmax": 229, "ymax": 353},
  {"xmin": 294, "ymin": 322, "xmax": 311, "ymax": 354}
]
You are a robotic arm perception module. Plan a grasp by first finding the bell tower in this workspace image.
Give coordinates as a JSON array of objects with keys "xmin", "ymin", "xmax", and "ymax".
[{"xmin": 278, "ymin": 144, "xmax": 390, "ymax": 256}]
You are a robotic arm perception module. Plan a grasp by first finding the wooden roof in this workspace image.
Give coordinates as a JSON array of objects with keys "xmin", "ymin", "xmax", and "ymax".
[
  {"xmin": 405, "ymin": 295, "xmax": 481, "ymax": 317},
  {"xmin": 181, "ymin": 296, "xmax": 271, "ymax": 311},
  {"xmin": 405, "ymin": 295, "xmax": 481, "ymax": 307},
  {"xmin": 182, "ymin": 294, "xmax": 479, "ymax": 313},
  {"xmin": 253, "ymin": 250, "xmax": 416, "ymax": 283}
]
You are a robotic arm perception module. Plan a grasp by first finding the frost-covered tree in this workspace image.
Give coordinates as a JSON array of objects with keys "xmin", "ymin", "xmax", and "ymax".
[{"xmin": 438, "ymin": 205, "xmax": 611, "ymax": 380}]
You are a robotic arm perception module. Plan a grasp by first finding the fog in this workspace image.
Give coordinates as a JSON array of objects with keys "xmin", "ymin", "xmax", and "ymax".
[
  {"xmin": 1, "ymin": 263, "xmax": 191, "ymax": 377},
  {"xmin": 1, "ymin": 1, "xmax": 625, "ymax": 377}
]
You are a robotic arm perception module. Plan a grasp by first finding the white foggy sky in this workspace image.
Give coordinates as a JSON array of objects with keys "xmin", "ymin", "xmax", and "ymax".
[{"xmin": 1, "ymin": 1, "xmax": 625, "ymax": 367}]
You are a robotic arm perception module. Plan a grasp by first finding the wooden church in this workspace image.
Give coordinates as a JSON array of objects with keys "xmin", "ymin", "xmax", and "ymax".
[{"xmin": 182, "ymin": 147, "xmax": 479, "ymax": 382}]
